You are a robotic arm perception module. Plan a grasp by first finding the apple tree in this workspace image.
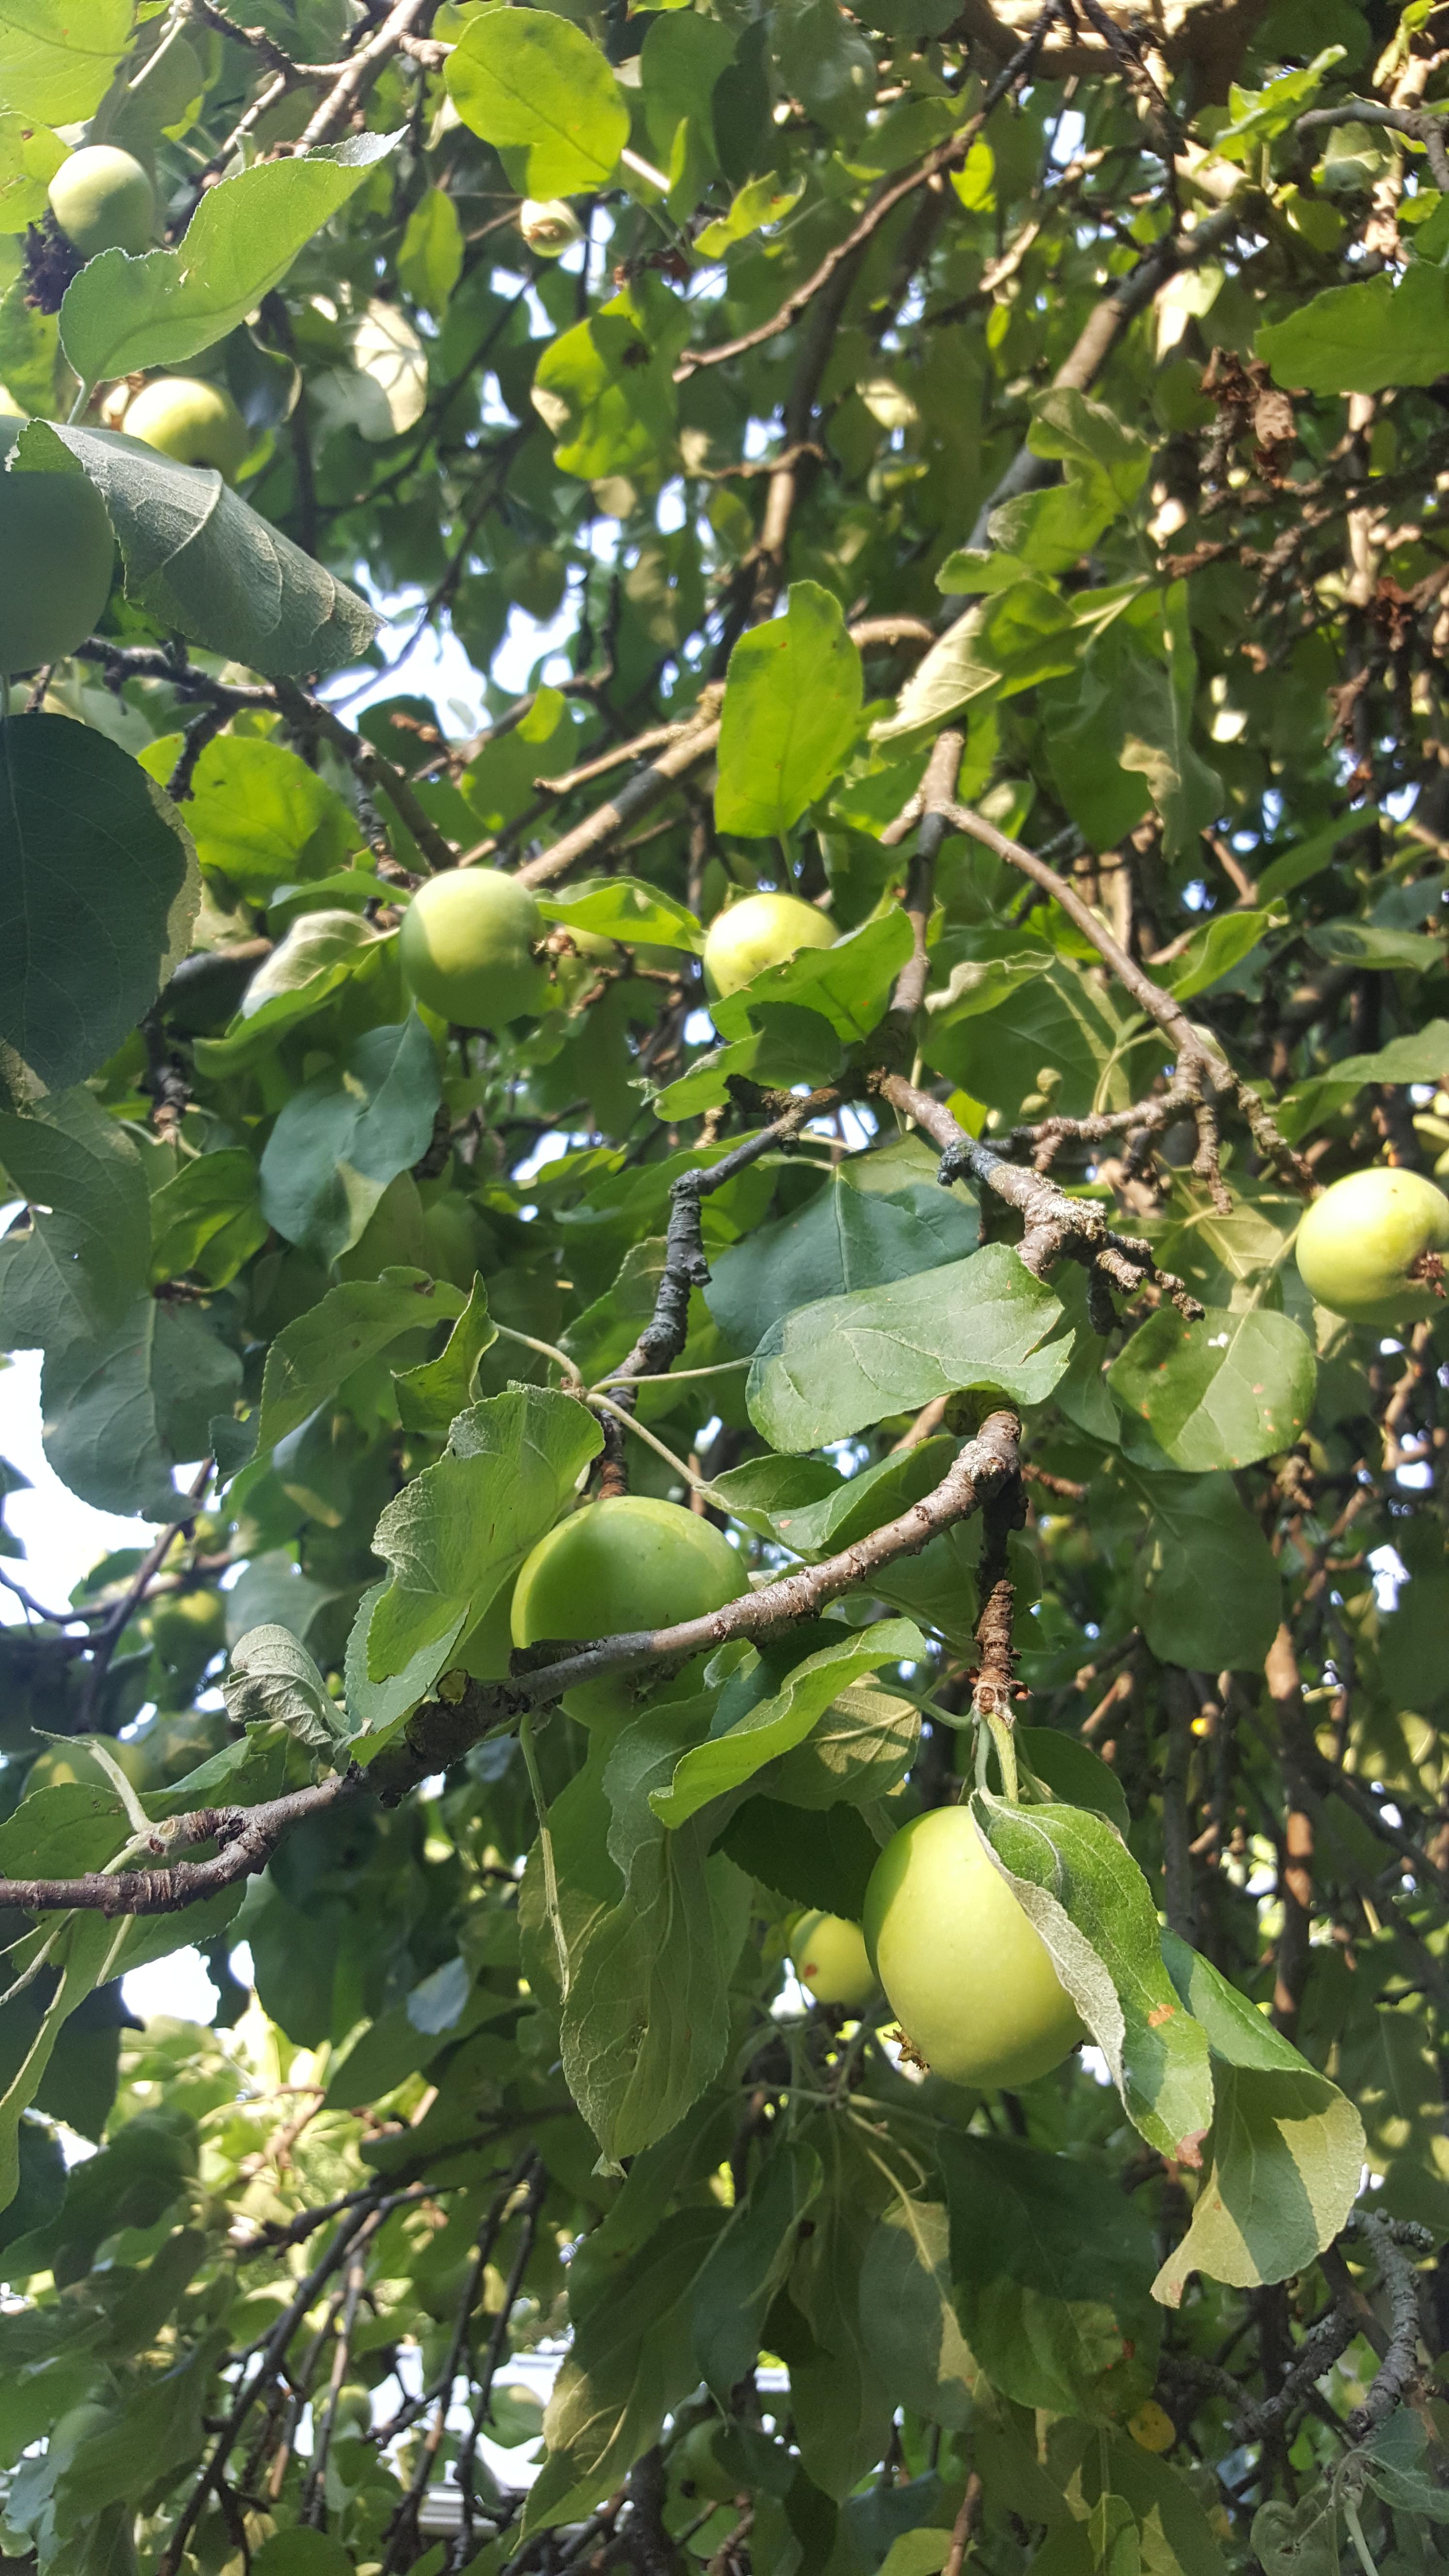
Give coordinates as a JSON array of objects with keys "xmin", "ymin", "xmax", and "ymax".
[{"xmin": 0, "ymin": 0, "xmax": 1448, "ymax": 2570}]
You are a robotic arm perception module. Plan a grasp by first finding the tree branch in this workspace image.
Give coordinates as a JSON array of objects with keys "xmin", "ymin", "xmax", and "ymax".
[
  {"xmin": 935, "ymin": 799, "xmax": 1308, "ymax": 1195},
  {"xmin": 869, "ymin": 1068, "xmax": 1203, "ymax": 1320}
]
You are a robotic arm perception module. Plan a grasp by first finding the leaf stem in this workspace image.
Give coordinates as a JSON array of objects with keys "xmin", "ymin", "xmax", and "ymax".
[{"xmin": 518, "ymin": 1713, "xmax": 570, "ymax": 2003}]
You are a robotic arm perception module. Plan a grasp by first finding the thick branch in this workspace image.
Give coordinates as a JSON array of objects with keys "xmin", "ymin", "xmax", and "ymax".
[
  {"xmin": 515, "ymin": 704, "xmax": 723, "ymax": 889},
  {"xmin": 291, "ymin": 0, "xmax": 436, "ymax": 152},
  {"xmin": 0, "ymin": 1774, "xmax": 356, "ymax": 1917},
  {"xmin": 870, "ymin": 1069, "xmax": 1202, "ymax": 1319}
]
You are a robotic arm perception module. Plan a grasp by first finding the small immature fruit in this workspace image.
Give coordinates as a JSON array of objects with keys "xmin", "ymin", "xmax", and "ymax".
[
  {"xmin": 48, "ymin": 145, "xmax": 156, "ymax": 257},
  {"xmin": 790, "ymin": 1910, "xmax": 876, "ymax": 2010},
  {"xmin": 1295, "ymin": 1166, "xmax": 1449, "ymax": 1326},
  {"xmin": 519, "ymin": 199, "xmax": 585, "ymax": 257},
  {"xmin": 511, "ymin": 1495, "xmax": 749, "ymax": 1723},
  {"xmin": 863, "ymin": 1805, "xmax": 1084, "ymax": 2090},
  {"xmin": 702, "ymin": 891, "xmax": 836, "ymax": 999},
  {"xmin": 400, "ymin": 868, "xmax": 549, "ymax": 1029},
  {"xmin": 0, "ymin": 463, "xmax": 114, "ymax": 676},
  {"xmin": 123, "ymin": 377, "xmax": 250, "ymax": 482},
  {"xmin": 1127, "ymin": 2400, "xmax": 1176, "ymax": 2454}
]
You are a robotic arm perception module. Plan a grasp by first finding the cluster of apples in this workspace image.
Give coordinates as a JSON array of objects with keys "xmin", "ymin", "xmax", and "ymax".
[{"xmin": 397, "ymin": 868, "xmax": 835, "ymax": 1031}]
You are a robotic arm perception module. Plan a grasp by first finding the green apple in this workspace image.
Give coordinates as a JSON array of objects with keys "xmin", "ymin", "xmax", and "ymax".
[
  {"xmin": 122, "ymin": 377, "xmax": 251, "ymax": 482},
  {"xmin": 702, "ymin": 892, "xmax": 836, "ymax": 998},
  {"xmin": 0, "ymin": 465, "xmax": 114, "ymax": 676},
  {"xmin": 48, "ymin": 146, "xmax": 156, "ymax": 257},
  {"xmin": 863, "ymin": 1805, "xmax": 1083, "ymax": 2090},
  {"xmin": 519, "ymin": 199, "xmax": 585, "ymax": 257},
  {"xmin": 511, "ymin": 1495, "xmax": 749, "ymax": 1723},
  {"xmin": 790, "ymin": 1910, "xmax": 876, "ymax": 2009},
  {"xmin": 400, "ymin": 868, "xmax": 549, "ymax": 1029},
  {"xmin": 1295, "ymin": 1167, "xmax": 1449, "ymax": 1326}
]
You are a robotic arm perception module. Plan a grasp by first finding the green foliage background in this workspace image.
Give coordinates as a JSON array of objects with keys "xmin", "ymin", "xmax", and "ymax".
[{"xmin": 0, "ymin": 0, "xmax": 1447, "ymax": 2570}]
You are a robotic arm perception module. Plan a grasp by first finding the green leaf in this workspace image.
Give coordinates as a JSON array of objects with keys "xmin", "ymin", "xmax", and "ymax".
[
  {"xmin": 0, "ymin": 1086, "xmax": 150, "ymax": 1347},
  {"xmin": 532, "ymin": 288, "xmax": 679, "ymax": 483},
  {"xmin": 0, "ymin": 713, "xmax": 198, "ymax": 1095},
  {"xmin": 256, "ymin": 1269, "xmax": 466, "ymax": 1456},
  {"xmin": 651, "ymin": 1618, "xmax": 924, "ymax": 1825},
  {"xmin": 1017, "ymin": 1727, "xmax": 1131, "ymax": 1836},
  {"xmin": 770, "ymin": 1680, "xmax": 919, "ymax": 1806},
  {"xmin": 223, "ymin": 1625, "xmax": 349, "ymax": 1758},
  {"xmin": 148, "ymin": 1149, "xmax": 267, "ymax": 1291},
  {"xmin": 394, "ymin": 1275, "xmax": 498, "ymax": 1437},
  {"xmin": 46, "ymin": 422, "xmax": 377, "ymax": 677},
  {"xmin": 447, "ymin": 9, "xmax": 629, "ymax": 194},
  {"xmin": 1165, "ymin": 908, "xmax": 1274, "ymax": 1001},
  {"xmin": 715, "ymin": 1794, "xmax": 882, "ymax": 1916},
  {"xmin": 531, "ymin": 1714, "xmax": 753, "ymax": 2163},
  {"xmin": 1258, "ymin": 258, "xmax": 1449, "ymax": 394},
  {"xmin": 1112, "ymin": 1466, "xmax": 1282, "ymax": 1672},
  {"xmin": 258, "ymin": 1015, "xmax": 442, "ymax": 1266},
  {"xmin": 716, "ymin": 582, "xmax": 864, "ymax": 839},
  {"xmin": 1109, "ymin": 1306, "xmax": 1316, "ymax": 1471},
  {"xmin": 1152, "ymin": 1932, "xmax": 1365, "ymax": 2304},
  {"xmin": 747, "ymin": 1242, "xmax": 1067, "ymax": 1450},
  {"xmin": 524, "ymin": 2207, "xmax": 722, "ymax": 2532},
  {"xmin": 972, "ymin": 1793, "xmax": 1215, "ymax": 2167},
  {"xmin": 367, "ymin": 1385, "xmax": 603, "ymax": 1682},
  {"xmin": 706, "ymin": 1173, "xmax": 978, "ymax": 1356},
  {"xmin": 39, "ymin": 1293, "xmax": 240, "ymax": 1518},
  {"xmin": 882, "ymin": 577, "xmax": 1143, "ymax": 742},
  {"xmin": 988, "ymin": 387, "xmax": 1149, "ymax": 576},
  {"xmin": 0, "ymin": 1914, "xmax": 121, "ymax": 2216},
  {"xmin": 252, "ymin": 2532, "xmax": 356, "ymax": 2576},
  {"xmin": 0, "ymin": 0, "xmax": 131, "ymax": 121},
  {"xmin": 760, "ymin": 1437, "xmax": 961, "ymax": 1557},
  {"xmin": 940, "ymin": 2133, "xmax": 1160, "ymax": 2420},
  {"xmin": 693, "ymin": 2137, "xmax": 822, "ymax": 2395},
  {"xmin": 538, "ymin": 876, "xmax": 706, "ymax": 952},
  {"xmin": 922, "ymin": 948, "xmax": 1159, "ymax": 1124},
  {"xmin": 397, "ymin": 185, "xmax": 464, "ymax": 319},
  {"xmin": 694, "ymin": 177, "xmax": 802, "ymax": 256},
  {"xmin": 0, "ymin": 109, "xmax": 64, "ymax": 234},
  {"xmin": 174, "ymin": 736, "xmax": 363, "ymax": 896},
  {"xmin": 59, "ymin": 136, "xmax": 400, "ymax": 386},
  {"xmin": 859, "ymin": 2194, "xmax": 977, "ymax": 2431},
  {"xmin": 193, "ymin": 913, "xmax": 387, "ymax": 1077}
]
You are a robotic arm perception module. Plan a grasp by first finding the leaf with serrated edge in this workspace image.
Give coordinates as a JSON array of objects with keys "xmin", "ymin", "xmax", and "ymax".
[{"xmin": 973, "ymin": 1793, "xmax": 1214, "ymax": 2166}]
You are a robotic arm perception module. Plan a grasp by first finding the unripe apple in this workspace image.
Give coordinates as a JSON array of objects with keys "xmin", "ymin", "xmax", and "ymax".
[
  {"xmin": 863, "ymin": 1805, "xmax": 1083, "ymax": 2090},
  {"xmin": 511, "ymin": 1495, "xmax": 749, "ymax": 1723},
  {"xmin": 122, "ymin": 377, "xmax": 251, "ymax": 482},
  {"xmin": 702, "ymin": 892, "xmax": 836, "ymax": 999},
  {"xmin": 1295, "ymin": 1166, "xmax": 1449, "ymax": 1326},
  {"xmin": 48, "ymin": 146, "xmax": 156, "ymax": 258},
  {"xmin": 790, "ymin": 1910, "xmax": 876, "ymax": 2010},
  {"xmin": 400, "ymin": 868, "xmax": 549, "ymax": 1029},
  {"xmin": 520, "ymin": 199, "xmax": 585, "ymax": 257},
  {"xmin": 0, "ymin": 465, "xmax": 114, "ymax": 675}
]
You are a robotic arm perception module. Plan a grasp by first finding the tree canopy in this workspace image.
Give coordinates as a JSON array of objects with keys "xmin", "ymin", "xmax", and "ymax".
[{"xmin": 0, "ymin": 0, "xmax": 1448, "ymax": 2570}]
